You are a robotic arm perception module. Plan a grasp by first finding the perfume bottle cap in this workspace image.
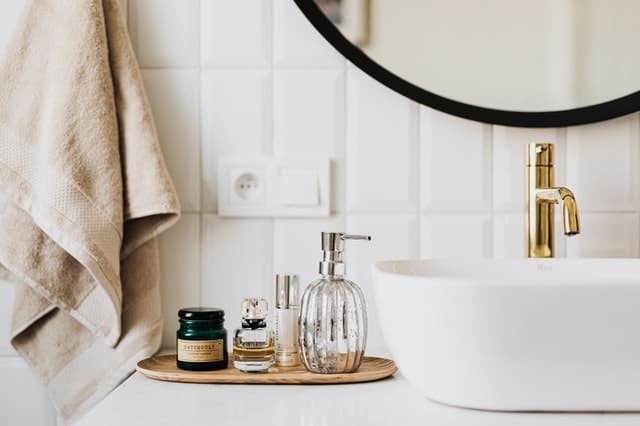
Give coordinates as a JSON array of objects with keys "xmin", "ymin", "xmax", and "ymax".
[
  {"xmin": 241, "ymin": 297, "xmax": 269, "ymax": 320},
  {"xmin": 275, "ymin": 274, "xmax": 299, "ymax": 309}
]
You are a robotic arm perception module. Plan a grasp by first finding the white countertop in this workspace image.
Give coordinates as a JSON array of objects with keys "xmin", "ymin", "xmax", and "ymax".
[{"xmin": 77, "ymin": 371, "xmax": 640, "ymax": 426}]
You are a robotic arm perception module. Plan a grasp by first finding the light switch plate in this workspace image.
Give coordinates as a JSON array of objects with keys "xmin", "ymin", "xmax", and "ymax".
[{"xmin": 218, "ymin": 157, "xmax": 331, "ymax": 217}]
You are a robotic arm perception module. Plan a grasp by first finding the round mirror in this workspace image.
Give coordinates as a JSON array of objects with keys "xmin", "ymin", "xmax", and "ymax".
[{"xmin": 296, "ymin": 0, "xmax": 640, "ymax": 127}]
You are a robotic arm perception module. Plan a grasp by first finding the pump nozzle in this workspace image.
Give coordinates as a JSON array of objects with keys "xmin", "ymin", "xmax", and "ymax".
[{"xmin": 319, "ymin": 232, "xmax": 371, "ymax": 276}]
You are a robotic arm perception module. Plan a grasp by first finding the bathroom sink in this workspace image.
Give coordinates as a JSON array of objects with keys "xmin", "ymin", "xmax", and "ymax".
[{"xmin": 372, "ymin": 259, "xmax": 640, "ymax": 412}]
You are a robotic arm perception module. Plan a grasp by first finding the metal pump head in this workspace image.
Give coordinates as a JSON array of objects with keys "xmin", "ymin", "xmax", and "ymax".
[{"xmin": 319, "ymin": 232, "xmax": 371, "ymax": 276}]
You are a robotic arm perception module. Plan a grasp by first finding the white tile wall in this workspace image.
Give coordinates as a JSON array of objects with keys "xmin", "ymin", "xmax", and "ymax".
[
  {"xmin": 200, "ymin": 0, "xmax": 272, "ymax": 68},
  {"xmin": 273, "ymin": 0, "xmax": 344, "ymax": 68},
  {"xmin": 567, "ymin": 115, "xmax": 640, "ymax": 212},
  {"xmin": 346, "ymin": 67, "xmax": 419, "ymax": 212},
  {"xmin": 130, "ymin": 0, "xmax": 200, "ymax": 67},
  {"xmin": 158, "ymin": 214, "xmax": 201, "ymax": 345},
  {"xmin": 421, "ymin": 109, "xmax": 492, "ymax": 211},
  {"xmin": 346, "ymin": 214, "xmax": 418, "ymax": 353},
  {"xmin": 201, "ymin": 70, "xmax": 272, "ymax": 209},
  {"xmin": 1, "ymin": 1, "xmax": 640, "ymax": 424},
  {"xmin": 201, "ymin": 215, "xmax": 273, "ymax": 347},
  {"xmin": 421, "ymin": 213, "xmax": 492, "ymax": 258},
  {"xmin": 142, "ymin": 69, "xmax": 201, "ymax": 211},
  {"xmin": 273, "ymin": 216, "xmax": 346, "ymax": 290},
  {"xmin": 567, "ymin": 213, "xmax": 640, "ymax": 258}
]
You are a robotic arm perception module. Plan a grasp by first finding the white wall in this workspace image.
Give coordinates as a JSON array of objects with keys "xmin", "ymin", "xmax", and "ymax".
[{"xmin": 1, "ymin": 0, "xmax": 639, "ymax": 424}]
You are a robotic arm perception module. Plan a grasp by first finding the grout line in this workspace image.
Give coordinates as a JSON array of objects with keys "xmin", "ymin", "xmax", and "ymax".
[
  {"xmin": 487, "ymin": 124, "xmax": 495, "ymax": 257},
  {"xmin": 269, "ymin": 0, "xmax": 277, "ymax": 158},
  {"xmin": 198, "ymin": 212, "xmax": 203, "ymax": 305},
  {"xmin": 139, "ymin": 66, "xmax": 201, "ymax": 71},
  {"xmin": 269, "ymin": 0, "xmax": 275, "ymax": 70},
  {"xmin": 340, "ymin": 42, "xmax": 348, "ymax": 219},
  {"xmin": 269, "ymin": 0, "xmax": 278, "ymax": 284},
  {"xmin": 414, "ymin": 104, "xmax": 421, "ymax": 258},
  {"xmin": 197, "ymin": 0, "xmax": 203, "ymax": 305}
]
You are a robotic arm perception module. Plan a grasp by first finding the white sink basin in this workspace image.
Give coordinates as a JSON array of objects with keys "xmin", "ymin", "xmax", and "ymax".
[{"xmin": 372, "ymin": 258, "xmax": 640, "ymax": 411}]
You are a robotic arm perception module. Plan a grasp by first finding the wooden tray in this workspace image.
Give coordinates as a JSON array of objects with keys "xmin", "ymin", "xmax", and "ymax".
[{"xmin": 136, "ymin": 354, "xmax": 397, "ymax": 385}]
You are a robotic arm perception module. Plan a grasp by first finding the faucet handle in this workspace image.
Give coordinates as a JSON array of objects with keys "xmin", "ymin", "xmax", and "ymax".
[{"xmin": 527, "ymin": 142, "xmax": 554, "ymax": 166}]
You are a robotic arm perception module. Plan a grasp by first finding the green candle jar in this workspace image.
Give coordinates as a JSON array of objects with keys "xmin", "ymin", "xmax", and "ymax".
[{"xmin": 176, "ymin": 307, "xmax": 228, "ymax": 371}]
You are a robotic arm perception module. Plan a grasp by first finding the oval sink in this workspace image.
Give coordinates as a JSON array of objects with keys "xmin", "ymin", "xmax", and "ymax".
[{"xmin": 372, "ymin": 258, "xmax": 640, "ymax": 411}]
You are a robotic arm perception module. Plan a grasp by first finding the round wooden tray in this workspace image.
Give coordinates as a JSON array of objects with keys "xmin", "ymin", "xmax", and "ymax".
[{"xmin": 136, "ymin": 354, "xmax": 397, "ymax": 385}]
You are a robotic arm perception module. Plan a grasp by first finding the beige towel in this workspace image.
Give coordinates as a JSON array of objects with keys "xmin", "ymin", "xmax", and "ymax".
[{"xmin": 0, "ymin": 0, "xmax": 180, "ymax": 422}]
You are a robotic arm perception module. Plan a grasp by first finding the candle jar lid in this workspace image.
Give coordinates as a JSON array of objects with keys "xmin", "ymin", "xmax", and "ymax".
[{"xmin": 178, "ymin": 307, "xmax": 224, "ymax": 320}]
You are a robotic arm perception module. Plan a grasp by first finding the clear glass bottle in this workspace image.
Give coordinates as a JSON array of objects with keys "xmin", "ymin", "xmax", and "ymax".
[
  {"xmin": 275, "ymin": 274, "xmax": 300, "ymax": 366},
  {"xmin": 299, "ymin": 232, "xmax": 371, "ymax": 373},
  {"xmin": 233, "ymin": 298, "xmax": 275, "ymax": 373}
]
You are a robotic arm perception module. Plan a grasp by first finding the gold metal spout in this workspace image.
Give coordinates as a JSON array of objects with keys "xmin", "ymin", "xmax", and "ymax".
[{"xmin": 527, "ymin": 143, "xmax": 580, "ymax": 258}]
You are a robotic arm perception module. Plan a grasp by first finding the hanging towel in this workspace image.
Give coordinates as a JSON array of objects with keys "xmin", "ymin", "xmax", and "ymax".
[{"xmin": 0, "ymin": 0, "xmax": 180, "ymax": 422}]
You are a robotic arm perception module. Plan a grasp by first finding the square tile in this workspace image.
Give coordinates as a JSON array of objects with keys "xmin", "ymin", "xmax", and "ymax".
[
  {"xmin": 274, "ymin": 70, "xmax": 345, "ymax": 211},
  {"xmin": 493, "ymin": 126, "xmax": 566, "ymax": 211},
  {"xmin": 273, "ymin": 215, "xmax": 345, "ymax": 289},
  {"xmin": 346, "ymin": 68, "xmax": 418, "ymax": 212},
  {"xmin": 345, "ymin": 214, "xmax": 418, "ymax": 353},
  {"xmin": 129, "ymin": 0, "xmax": 199, "ymax": 67},
  {"xmin": 158, "ymin": 214, "xmax": 200, "ymax": 347},
  {"xmin": 142, "ymin": 70, "xmax": 201, "ymax": 211},
  {"xmin": 0, "ymin": 0, "xmax": 25, "ymax": 56},
  {"xmin": 421, "ymin": 108, "xmax": 492, "ymax": 211},
  {"xmin": 201, "ymin": 215, "xmax": 273, "ymax": 349},
  {"xmin": 493, "ymin": 211, "xmax": 567, "ymax": 258},
  {"xmin": 201, "ymin": 0, "xmax": 271, "ymax": 67},
  {"xmin": 567, "ymin": 114, "xmax": 640, "ymax": 212},
  {"xmin": 201, "ymin": 70, "xmax": 272, "ymax": 210},
  {"xmin": 567, "ymin": 213, "xmax": 639, "ymax": 258},
  {"xmin": 493, "ymin": 213, "xmax": 526, "ymax": 259},
  {"xmin": 273, "ymin": 0, "xmax": 344, "ymax": 68},
  {"xmin": 420, "ymin": 214, "xmax": 492, "ymax": 258},
  {"xmin": 0, "ymin": 280, "xmax": 16, "ymax": 355}
]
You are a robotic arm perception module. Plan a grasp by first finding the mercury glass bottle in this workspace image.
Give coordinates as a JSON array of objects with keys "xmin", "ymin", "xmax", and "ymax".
[
  {"xmin": 233, "ymin": 298, "xmax": 275, "ymax": 373},
  {"xmin": 299, "ymin": 232, "xmax": 371, "ymax": 373}
]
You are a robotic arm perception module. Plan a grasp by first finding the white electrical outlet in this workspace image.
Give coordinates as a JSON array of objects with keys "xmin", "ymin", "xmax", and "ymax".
[
  {"xmin": 232, "ymin": 173, "xmax": 260, "ymax": 201},
  {"xmin": 218, "ymin": 157, "xmax": 330, "ymax": 217},
  {"xmin": 229, "ymin": 168, "xmax": 265, "ymax": 204}
]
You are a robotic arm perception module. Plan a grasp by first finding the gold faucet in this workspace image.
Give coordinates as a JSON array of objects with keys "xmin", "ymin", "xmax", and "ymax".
[{"xmin": 526, "ymin": 143, "xmax": 580, "ymax": 258}]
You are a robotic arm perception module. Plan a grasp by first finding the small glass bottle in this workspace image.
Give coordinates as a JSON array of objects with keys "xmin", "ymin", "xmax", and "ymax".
[
  {"xmin": 233, "ymin": 298, "xmax": 275, "ymax": 373},
  {"xmin": 176, "ymin": 307, "xmax": 228, "ymax": 371},
  {"xmin": 275, "ymin": 274, "xmax": 300, "ymax": 366}
]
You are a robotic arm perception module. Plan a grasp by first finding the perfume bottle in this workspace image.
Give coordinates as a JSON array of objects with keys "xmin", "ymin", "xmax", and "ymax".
[
  {"xmin": 274, "ymin": 274, "xmax": 300, "ymax": 366},
  {"xmin": 299, "ymin": 232, "xmax": 371, "ymax": 374},
  {"xmin": 233, "ymin": 298, "xmax": 275, "ymax": 373}
]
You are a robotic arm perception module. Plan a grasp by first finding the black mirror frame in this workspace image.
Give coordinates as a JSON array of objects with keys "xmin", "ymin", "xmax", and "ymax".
[{"xmin": 294, "ymin": 0, "xmax": 640, "ymax": 128}]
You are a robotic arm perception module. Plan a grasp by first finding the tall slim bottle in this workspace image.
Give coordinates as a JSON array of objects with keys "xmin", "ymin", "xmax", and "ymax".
[{"xmin": 275, "ymin": 274, "xmax": 300, "ymax": 366}]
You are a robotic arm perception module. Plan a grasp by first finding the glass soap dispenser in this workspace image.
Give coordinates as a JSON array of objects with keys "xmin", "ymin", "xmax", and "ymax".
[
  {"xmin": 299, "ymin": 232, "xmax": 371, "ymax": 373},
  {"xmin": 233, "ymin": 298, "xmax": 275, "ymax": 373}
]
